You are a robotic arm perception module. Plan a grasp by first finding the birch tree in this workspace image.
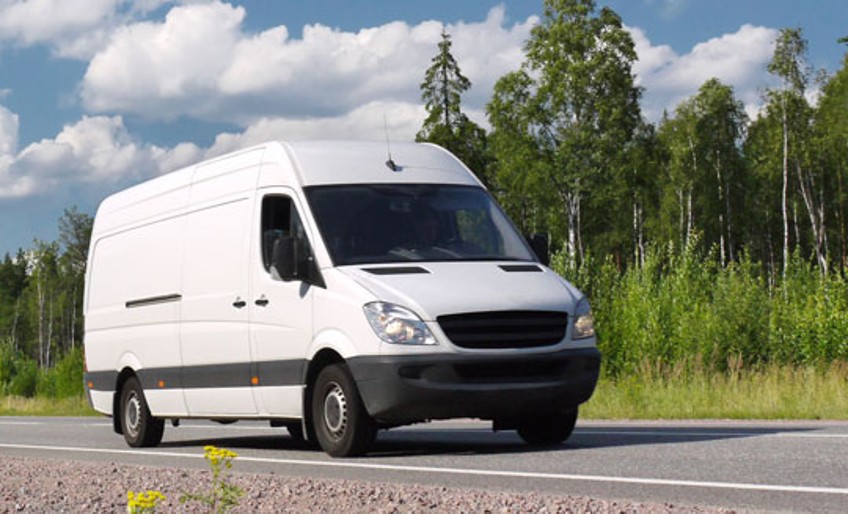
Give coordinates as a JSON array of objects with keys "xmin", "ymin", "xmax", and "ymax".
[
  {"xmin": 766, "ymin": 28, "xmax": 818, "ymax": 272},
  {"xmin": 487, "ymin": 0, "xmax": 642, "ymax": 262}
]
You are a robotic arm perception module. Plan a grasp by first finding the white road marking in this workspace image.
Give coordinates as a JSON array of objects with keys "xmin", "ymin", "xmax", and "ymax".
[
  {"xmin": 0, "ymin": 442, "xmax": 847, "ymax": 496},
  {"xmin": 579, "ymin": 430, "xmax": 848, "ymax": 440}
]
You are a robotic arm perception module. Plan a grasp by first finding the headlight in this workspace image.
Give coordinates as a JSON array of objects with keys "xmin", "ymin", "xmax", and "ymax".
[
  {"xmin": 364, "ymin": 302, "xmax": 437, "ymax": 345},
  {"xmin": 573, "ymin": 297, "xmax": 595, "ymax": 339}
]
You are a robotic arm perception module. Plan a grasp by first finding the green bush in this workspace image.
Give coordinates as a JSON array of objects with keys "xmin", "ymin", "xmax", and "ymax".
[
  {"xmin": 0, "ymin": 339, "xmax": 15, "ymax": 389},
  {"xmin": 8, "ymin": 358, "xmax": 37, "ymax": 397},
  {"xmin": 553, "ymin": 241, "xmax": 848, "ymax": 378},
  {"xmin": 37, "ymin": 348, "xmax": 84, "ymax": 398}
]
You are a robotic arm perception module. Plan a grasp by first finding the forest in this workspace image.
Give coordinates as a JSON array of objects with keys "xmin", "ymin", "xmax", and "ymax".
[{"xmin": 1, "ymin": 0, "xmax": 847, "ymax": 399}]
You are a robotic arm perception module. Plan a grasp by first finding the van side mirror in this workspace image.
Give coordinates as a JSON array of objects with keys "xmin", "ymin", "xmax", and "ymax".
[
  {"xmin": 272, "ymin": 235, "xmax": 325, "ymax": 287},
  {"xmin": 273, "ymin": 236, "xmax": 299, "ymax": 281},
  {"xmin": 528, "ymin": 233, "xmax": 550, "ymax": 266}
]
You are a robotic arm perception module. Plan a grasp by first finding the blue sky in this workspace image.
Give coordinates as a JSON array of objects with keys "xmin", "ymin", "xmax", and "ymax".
[{"xmin": 0, "ymin": 0, "xmax": 846, "ymax": 256}]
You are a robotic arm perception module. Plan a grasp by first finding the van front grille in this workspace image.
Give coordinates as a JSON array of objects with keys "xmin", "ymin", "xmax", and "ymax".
[{"xmin": 437, "ymin": 311, "xmax": 568, "ymax": 349}]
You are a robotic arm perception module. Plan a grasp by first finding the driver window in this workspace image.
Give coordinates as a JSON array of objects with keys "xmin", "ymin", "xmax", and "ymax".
[{"xmin": 261, "ymin": 195, "xmax": 305, "ymax": 276}]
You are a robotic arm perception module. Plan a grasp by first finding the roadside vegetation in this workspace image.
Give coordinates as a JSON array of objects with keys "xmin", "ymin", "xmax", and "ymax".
[
  {"xmin": 585, "ymin": 363, "xmax": 848, "ymax": 420},
  {"xmin": 552, "ymin": 241, "xmax": 848, "ymax": 420},
  {"xmin": 2, "ymin": 0, "xmax": 848, "ymax": 419}
]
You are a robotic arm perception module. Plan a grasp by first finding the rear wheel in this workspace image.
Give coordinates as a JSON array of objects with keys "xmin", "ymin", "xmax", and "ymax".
[
  {"xmin": 120, "ymin": 376, "xmax": 164, "ymax": 447},
  {"xmin": 311, "ymin": 364, "xmax": 375, "ymax": 457},
  {"xmin": 517, "ymin": 408, "xmax": 578, "ymax": 446}
]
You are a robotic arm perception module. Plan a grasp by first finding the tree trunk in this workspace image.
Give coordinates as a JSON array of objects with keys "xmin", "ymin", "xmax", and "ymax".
[
  {"xmin": 687, "ymin": 134, "xmax": 698, "ymax": 246},
  {"xmin": 46, "ymin": 299, "xmax": 53, "ymax": 369},
  {"xmin": 566, "ymin": 192, "xmax": 579, "ymax": 262},
  {"xmin": 725, "ymin": 167, "xmax": 735, "ymax": 263},
  {"xmin": 677, "ymin": 188, "xmax": 685, "ymax": 247},
  {"xmin": 37, "ymin": 276, "xmax": 46, "ymax": 368},
  {"xmin": 633, "ymin": 195, "xmax": 645, "ymax": 267},
  {"xmin": 11, "ymin": 298, "xmax": 20, "ymax": 352},
  {"xmin": 687, "ymin": 189, "xmax": 694, "ymax": 245},
  {"xmin": 793, "ymin": 201, "xmax": 800, "ymax": 257},
  {"xmin": 715, "ymin": 152, "xmax": 726, "ymax": 266},
  {"xmin": 795, "ymin": 161, "xmax": 827, "ymax": 273},
  {"xmin": 781, "ymin": 96, "xmax": 790, "ymax": 275},
  {"xmin": 576, "ymin": 191, "xmax": 584, "ymax": 264},
  {"xmin": 70, "ymin": 282, "xmax": 77, "ymax": 351},
  {"xmin": 839, "ymin": 144, "xmax": 848, "ymax": 268}
]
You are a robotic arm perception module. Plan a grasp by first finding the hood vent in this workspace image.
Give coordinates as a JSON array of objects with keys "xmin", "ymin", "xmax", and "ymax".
[
  {"xmin": 363, "ymin": 266, "xmax": 430, "ymax": 276},
  {"xmin": 499, "ymin": 264, "xmax": 542, "ymax": 273}
]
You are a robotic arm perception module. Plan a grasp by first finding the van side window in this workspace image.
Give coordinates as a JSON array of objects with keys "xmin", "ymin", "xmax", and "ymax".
[{"xmin": 261, "ymin": 196, "xmax": 305, "ymax": 275}]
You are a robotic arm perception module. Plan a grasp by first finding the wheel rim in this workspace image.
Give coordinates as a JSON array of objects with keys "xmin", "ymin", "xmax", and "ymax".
[
  {"xmin": 125, "ymin": 391, "xmax": 141, "ymax": 438},
  {"xmin": 322, "ymin": 382, "xmax": 347, "ymax": 439}
]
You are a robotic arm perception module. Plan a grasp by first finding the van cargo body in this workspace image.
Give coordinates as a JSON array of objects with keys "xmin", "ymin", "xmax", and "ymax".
[{"xmin": 83, "ymin": 141, "xmax": 601, "ymax": 456}]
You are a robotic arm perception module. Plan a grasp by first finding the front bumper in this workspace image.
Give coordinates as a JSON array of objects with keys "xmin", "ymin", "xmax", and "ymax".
[{"xmin": 347, "ymin": 347, "xmax": 601, "ymax": 424}]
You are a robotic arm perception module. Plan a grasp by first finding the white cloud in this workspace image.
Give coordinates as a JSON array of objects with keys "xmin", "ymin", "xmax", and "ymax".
[
  {"xmin": 0, "ymin": 113, "xmax": 166, "ymax": 198},
  {"xmin": 17, "ymin": 115, "xmax": 145, "ymax": 181},
  {"xmin": 629, "ymin": 23, "xmax": 778, "ymax": 121},
  {"xmin": 80, "ymin": 2, "xmax": 536, "ymax": 125},
  {"xmin": 149, "ymin": 141, "xmax": 202, "ymax": 176},
  {"xmin": 82, "ymin": 2, "xmax": 242, "ymax": 115},
  {"xmin": 0, "ymin": 0, "xmax": 171, "ymax": 58},
  {"xmin": 203, "ymin": 101, "xmax": 427, "ymax": 158},
  {"xmin": 0, "ymin": 103, "xmax": 18, "ymax": 155},
  {"xmin": 0, "ymin": 104, "xmax": 21, "ymax": 197}
]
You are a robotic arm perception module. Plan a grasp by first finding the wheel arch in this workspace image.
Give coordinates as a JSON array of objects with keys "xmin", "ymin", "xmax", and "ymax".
[
  {"xmin": 112, "ymin": 367, "xmax": 138, "ymax": 435},
  {"xmin": 302, "ymin": 348, "xmax": 345, "ymax": 440}
]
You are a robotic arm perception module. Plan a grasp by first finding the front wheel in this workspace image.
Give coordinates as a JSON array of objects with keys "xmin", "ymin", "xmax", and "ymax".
[
  {"xmin": 311, "ymin": 364, "xmax": 375, "ymax": 457},
  {"xmin": 517, "ymin": 408, "xmax": 578, "ymax": 446},
  {"xmin": 120, "ymin": 376, "xmax": 164, "ymax": 447}
]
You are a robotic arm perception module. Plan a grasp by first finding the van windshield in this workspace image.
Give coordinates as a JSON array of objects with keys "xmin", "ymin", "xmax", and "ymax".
[{"xmin": 305, "ymin": 184, "xmax": 536, "ymax": 266}]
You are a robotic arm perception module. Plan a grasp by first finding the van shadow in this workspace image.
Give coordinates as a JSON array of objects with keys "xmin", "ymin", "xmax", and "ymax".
[{"xmin": 156, "ymin": 423, "xmax": 820, "ymax": 458}]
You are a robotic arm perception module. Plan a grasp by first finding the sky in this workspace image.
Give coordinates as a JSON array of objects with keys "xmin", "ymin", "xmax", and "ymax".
[{"xmin": 0, "ymin": 0, "xmax": 846, "ymax": 256}]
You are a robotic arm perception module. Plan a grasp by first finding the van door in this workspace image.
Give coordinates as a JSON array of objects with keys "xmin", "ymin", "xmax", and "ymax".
[
  {"xmin": 249, "ymin": 191, "xmax": 315, "ymax": 417},
  {"xmin": 180, "ymin": 194, "xmax": 257, "ymax": 416}
]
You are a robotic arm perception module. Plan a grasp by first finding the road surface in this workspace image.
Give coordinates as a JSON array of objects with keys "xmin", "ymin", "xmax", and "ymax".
[{"xmin": 0, "ymin": 417, "xmax": 846, "ymax": 512}]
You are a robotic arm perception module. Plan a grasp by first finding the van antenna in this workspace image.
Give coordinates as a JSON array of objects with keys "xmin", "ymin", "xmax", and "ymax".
[{"xmin": 384, "ymin": 114, "xmax": 399, "ymax": 172}]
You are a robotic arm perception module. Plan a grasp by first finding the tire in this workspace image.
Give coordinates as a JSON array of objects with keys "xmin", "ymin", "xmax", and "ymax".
[
  {"xmin": 120, "ymin": 376, "xmax": 164, "ymax": 447},
  {"xmin": 311, "ymin": 364, "xmax": 375, "ymax": 457},
  {"xmin": 517, "ymin": 408, "xmax": 578, "ymax": 446}
]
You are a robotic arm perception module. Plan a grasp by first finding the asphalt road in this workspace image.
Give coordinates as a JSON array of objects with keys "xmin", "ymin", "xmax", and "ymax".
[{"xmin": 1, "ymin": 417, "xmax": 847, "ymax": 512}]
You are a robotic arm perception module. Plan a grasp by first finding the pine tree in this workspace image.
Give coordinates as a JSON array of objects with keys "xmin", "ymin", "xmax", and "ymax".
[{"xmin": 416, "ymin": 29, "xmax": 489, "ymax": 184}]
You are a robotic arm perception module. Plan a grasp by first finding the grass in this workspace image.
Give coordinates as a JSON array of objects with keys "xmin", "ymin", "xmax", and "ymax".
[
  {"xmin": 0, "ymin": 395, "xmax": 97, "ymax": 416},
  {"xmin": 1, "ymin": 363, "xmax": 847, "ymax": 420},
  {"xmin": 582, "ymin": 362, "xmax": 848, "ymax": 420}
]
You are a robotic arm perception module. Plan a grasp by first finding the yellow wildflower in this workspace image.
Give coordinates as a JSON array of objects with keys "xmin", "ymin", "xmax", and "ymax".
[{"xmin": 127, "ymin": 490, "xmax": 166, "ymax": 513}]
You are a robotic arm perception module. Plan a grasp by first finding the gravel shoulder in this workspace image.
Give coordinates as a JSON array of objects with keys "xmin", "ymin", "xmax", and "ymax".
[{"xmin": 0, "ymin": 455, "xmax": 731, "ymax": 513}]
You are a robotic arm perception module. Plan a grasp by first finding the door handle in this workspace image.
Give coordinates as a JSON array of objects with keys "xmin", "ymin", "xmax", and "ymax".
[
  {"xmin": 255, "ymin": 295, "xmax": 269, "ymax": 307},
  {"xmin": 232, "ymin": 297, "xmax": 246, "ymax": 309}
]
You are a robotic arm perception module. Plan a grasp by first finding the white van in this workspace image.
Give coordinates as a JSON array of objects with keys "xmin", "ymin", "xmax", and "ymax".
[{"xmin": 83, "ymin": 141, "xmax": 600, "ymax": 457}]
